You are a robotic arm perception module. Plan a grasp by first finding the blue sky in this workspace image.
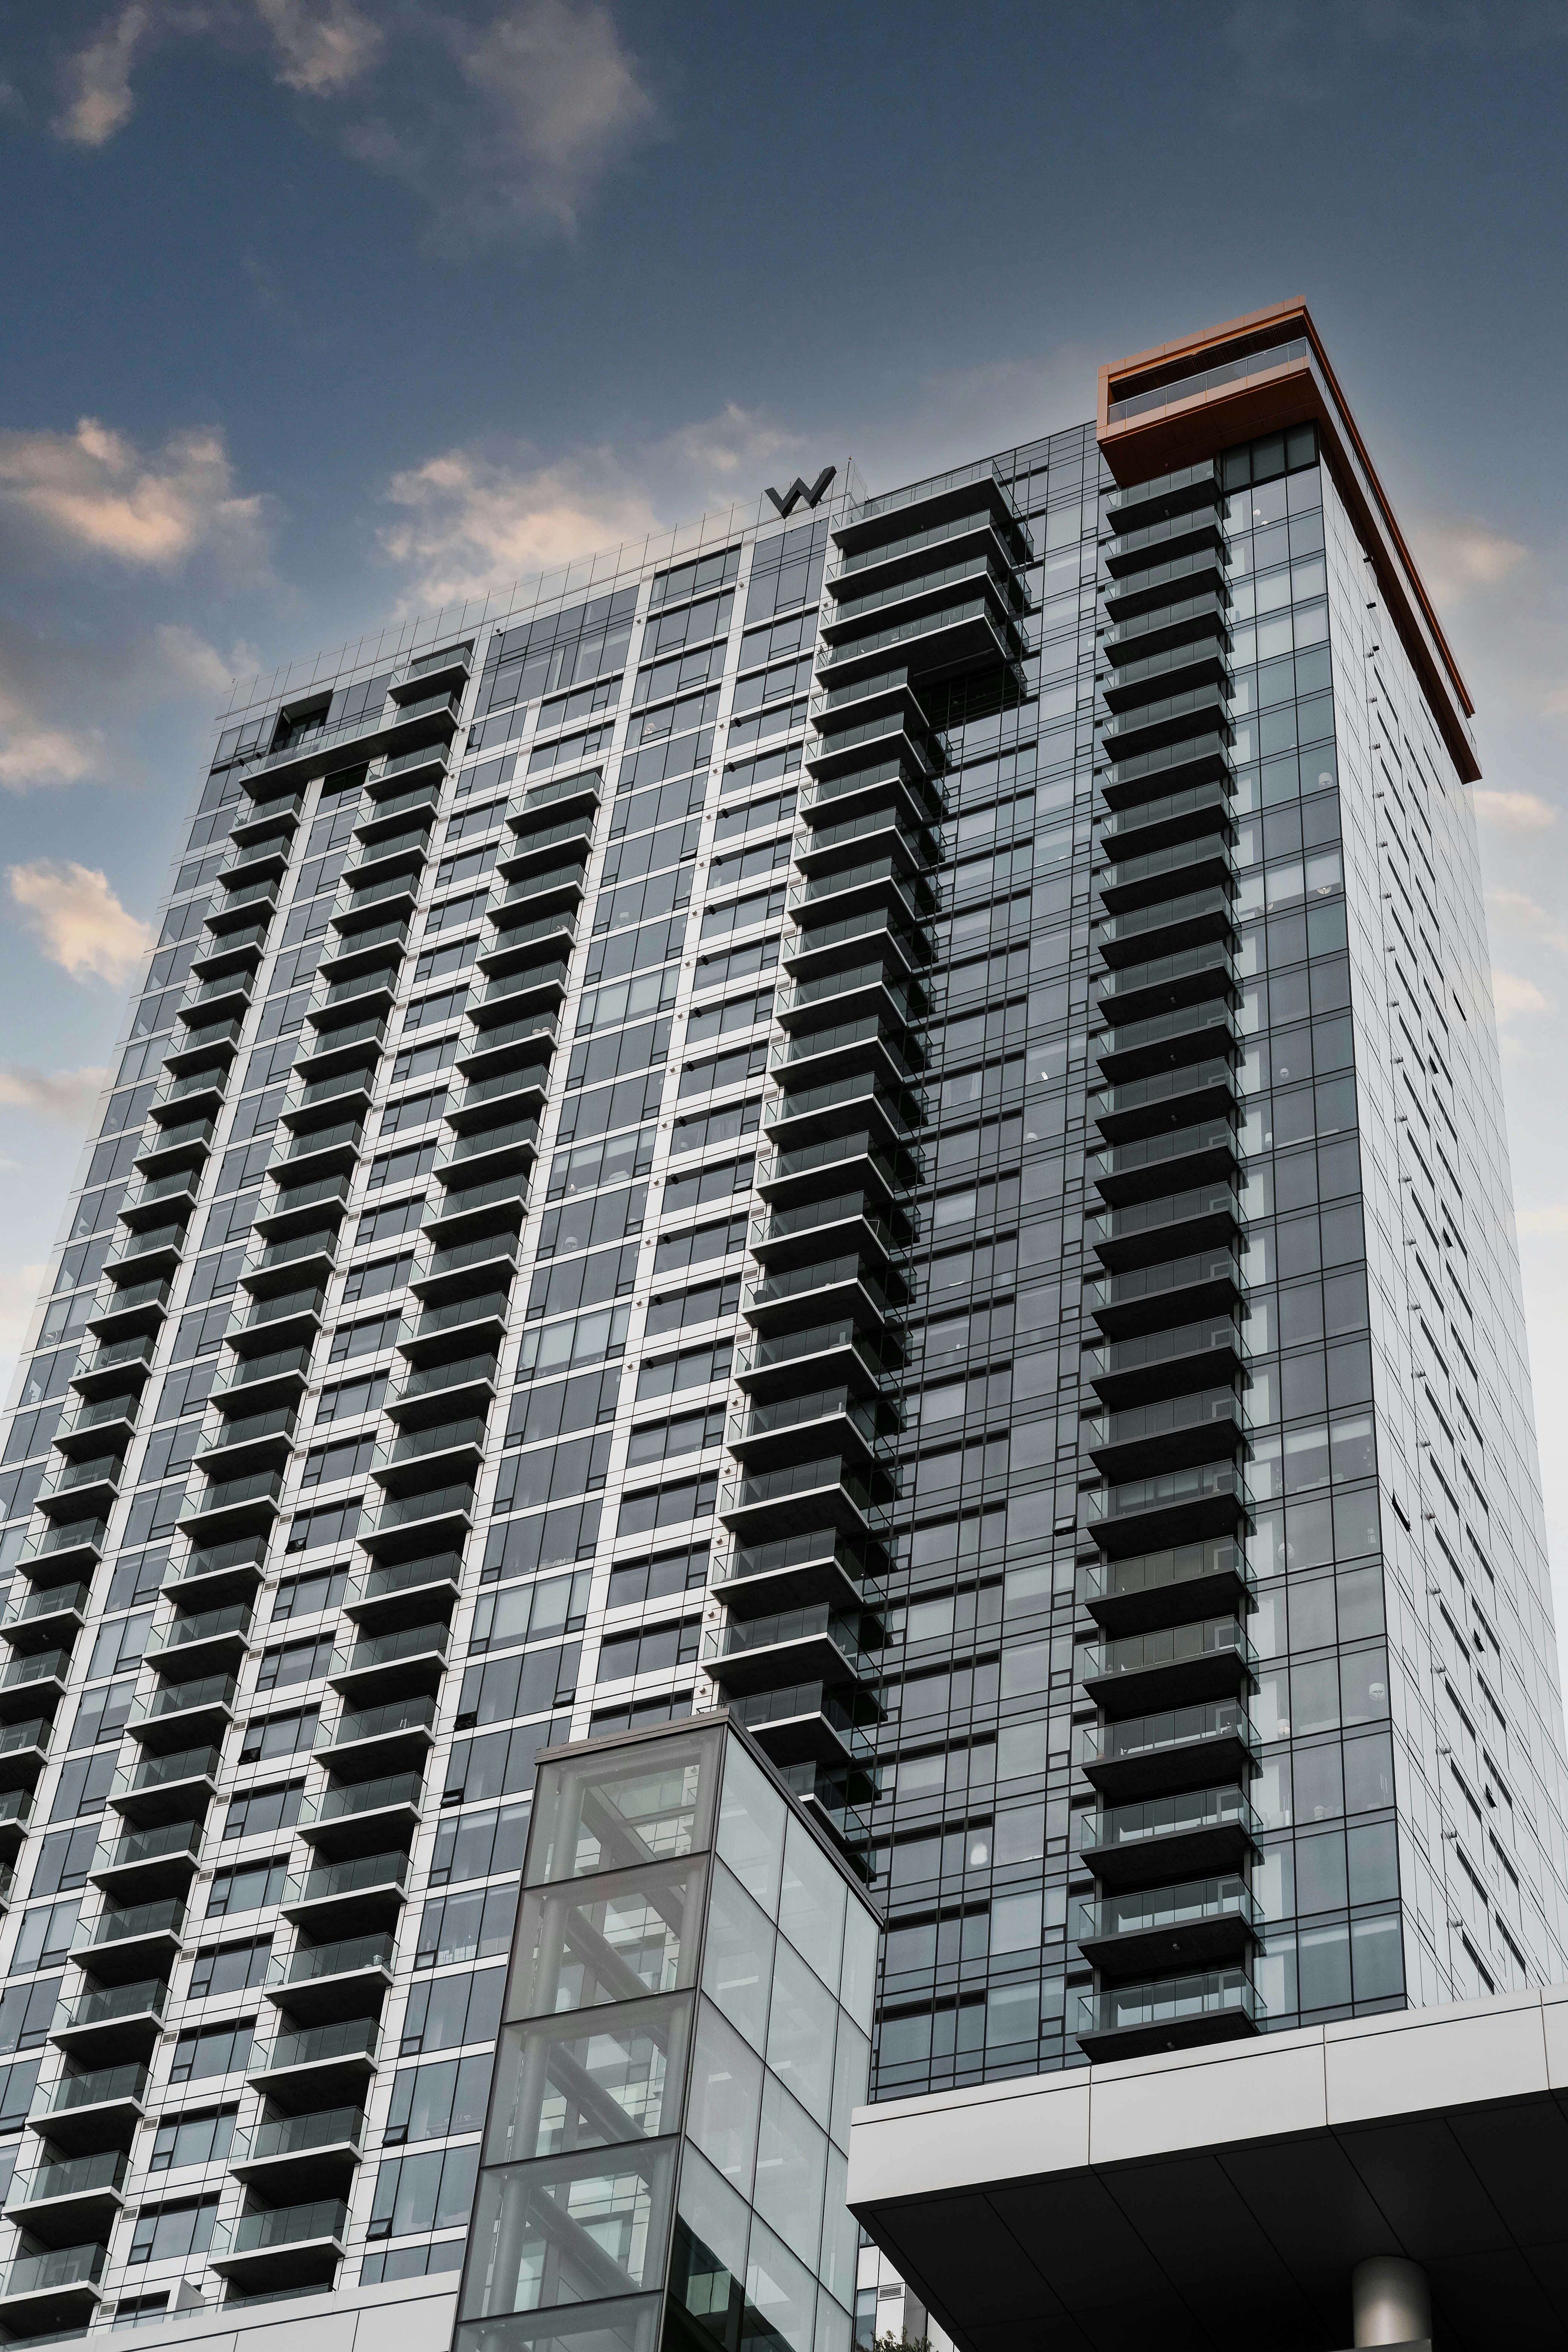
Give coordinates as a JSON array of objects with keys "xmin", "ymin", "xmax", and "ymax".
[{"xmin": 3, "ymin": 0, "xmax": 1568, "ymax": 1575}]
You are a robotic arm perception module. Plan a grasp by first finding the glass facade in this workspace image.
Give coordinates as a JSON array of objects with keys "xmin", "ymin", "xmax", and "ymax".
[
  {"xmin": 455, "ymin": 1716, "xmax": 874, "ymax": 2352},
  {"xmin": 0, "ymin": 321, "xmax": 1563, "ymax": 2337}
]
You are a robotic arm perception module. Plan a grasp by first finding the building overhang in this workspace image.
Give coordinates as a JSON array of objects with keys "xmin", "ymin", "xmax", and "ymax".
[
  {"xmin": 1097, "ymin": 299, "xmax": 1481, "ymax": 786},
  {"xmin": 848, "ymin": 1985, "xmax": 1568, "ymax": 2351}
]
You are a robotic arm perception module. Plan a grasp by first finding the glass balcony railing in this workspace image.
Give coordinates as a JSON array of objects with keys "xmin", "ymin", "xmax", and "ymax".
[
  {"xmin": 371, "ymin": 1417, "xmax": 487, "ymax": 1475},
  {"xmin": 387, "ymin": 1352, "xmax": 499, "ymax": 1411},
  {"xmin": 730, "ymin": 1388, "xmax": 887, "ymax": 1456},
  {"xmin": 211, "ymin": 2199, "xmax": 348, "ymax": 2258},
  {"xmin": 196, "ymin": 1403, "xmax": 297, "ymax": 1461},
  {"xmin": 1078, "ymin": 1969, "xmax": 1263, "ymax": 2041},
  {"xmin": 318, "ymin": 1696, "xmax": 436, "ymax": 1753},
  {"xmin": 1080, "ymin": 1537, "xmax": 1251, "ymax": 1617},
  {"xmin": 1084, "ymin": 1460, "xmax": 1251, "ymax": 1532},
  {"xmin": 111, "ymin": 1745, "xmax": 220, "ymax": 1802},
  {"xmin": 1, "ymin": 1578, "xmax": 91, "ymax": 1628},
  {"xmin": 729, "ymin": 1528, "xmax": 885, "ymax": 1602},
  {"xmin": 730, "ymin": 1681, "xmax": 876, "ymax": 1762},
  {"xmin": 400, "ymin": 1289, "xmax": 511, "ymax": 1341},
  {"xmin": 412, "ymin": 1229, "xmax": 520, "ymax": 1288},
  {"xmin": 358, "ymin": 1486, "xmax": 474, "ymax": 1544},
  {"xmin": 17, "ymin": 2148, "xmax": 128, "ymax": 2207},
  {"xmin": 36, "ymin": 2062, "xmax": 148, "ymax": 2116},
  {"xmin": 348, "ymin": 1555, "xmax": 461, "ymax": 1608},
  {"xmin": 332, "ymin": 1621, "xmax": 452, "ymax": 1675},
  {"xmin": 1078, "ymin": 1699, "xmax": 1253, "ymax": 1776},
  {"xmin": 284, "ymin": 1847, "xmax": 410, "ymax": 1909},
  {"xmin": 743, "ymin": 1255, "xmax": 894, "ymax": 1318},
  {"xmin": 750, "ymin": 1193, "xmax": 904, "ymax": 1257},
  {"xmin": 1079, "ymin": 1615, "xmax": 1256, "ymax": 1686},
  {"xmin": 0, "ymin": 2242, "xmax": 108, "ymax": 2297},
  {"xmin": 74, "ymin": 1899, "xmax": 185, "ymax": 1952},
  {"xmin": 721, "ymin": 1456, "xmax": 882, "ymax": 1523},
  {"xmin": 1073, "ymin": 1874, "xmax": 1261, "ymax": 1950},
  {"xmin": 297, "ymin": 1773, "xmax": 423, "ymax": 1831},
  {"xmin": 145, "ymin": 1602, "xmax": 254, "ymax": 1657},
  {"xmin": 267, "ymin": 1931, "xmax": 395, "ymax": 1990},
  {"xmin": 0, "ymin": 1717, "xmax": 51, "ymax": 1763},
  {"xmin": 231, "ymin": 2107, "xmax": 366, "ymax": 2167},
  {"xmin": 1080, "ymin": 1785, "xmax": 1260, "ymax": 1858},
  {"xmin": 92, "ymin": 1820, "xmax": 201, "ymax": 1877},
  {"xmin": 705, "ymin": 1606, "xmax": 874, "ymax": 1678},
  {"xmin": 52, "ymin": 1979, "xmax": 168, "ymax": 2035},
  {"xmin": 252, "ymin": 2014, "xmax": 378, "ymax": 2073},
  {"xmin": 0, "ymin": 1649, "xmax": 71, "ymax": 1693},
  {"xmin": 126, "ymin": 1672, "xmax": 237, "ymax": 1727}
]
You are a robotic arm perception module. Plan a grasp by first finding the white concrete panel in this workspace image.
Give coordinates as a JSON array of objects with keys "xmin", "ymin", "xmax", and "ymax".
[
  {"xmin": 1324, "ymin": 1995, "xmax": 1548, "ymax": 2126},
  {"xmin": 1088, "ymin": 2036, "xmax": 1329, "ymax": 2167},
  {"xmin": 1539, "ymin": 1984, "xmax": 1568, "ymax": 2090},
  {"xmin": 98, "ymin": 2275, "xmax": 456, "ymax": 2352},
  {"xmin": 356, "ymin": 2283, "xmax": 462, "ymax": 2352},
  {"xmin": 849, "ymin": 2074, "xmax": 1091, "ymax": 2203}
]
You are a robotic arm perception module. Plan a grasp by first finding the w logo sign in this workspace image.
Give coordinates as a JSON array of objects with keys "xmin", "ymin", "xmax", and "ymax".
[{"xmin": 764, "ymin": 467, "xmax": 836, "ymax": 518}]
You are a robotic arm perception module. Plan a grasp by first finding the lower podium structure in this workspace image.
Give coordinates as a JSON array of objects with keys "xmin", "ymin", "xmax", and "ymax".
[
  {"xmin": 454, "ymin": 1710, "xmax": 879, "ymax": 2352},
  {"xmin": 847, "ymin": 1985, "xmax": 1568, "ymax": 2350}
]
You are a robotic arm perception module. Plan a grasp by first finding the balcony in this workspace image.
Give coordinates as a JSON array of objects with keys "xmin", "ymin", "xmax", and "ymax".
[
  {"xmin": 209, "ymin": 2197, "xmax": 348, "ymax": 2293},
  {"xmin": 344, "ymin": 1552, "xmax": 463, "ymax": 1636},
  {"xmin": 1102, "ymin": 730, "xmax": 1236, "ymax": 810},
  {"xmin": 1090, "ymin": 1057, "xmax": 1238, "ymax": 1152},
  {"xmin": 193, "ymin": 1401, "xmax": 298, "ymax": 1479},
  {"xmin": 89, "ymin": 1818, "xmax": 202, "ymax": 1902},
  {"xmin": 1082, "ymin": 1313, "xmax": 1245, "ymax": 1412},
  {"xmin": 48, "ymin": 1395, "xmax": 138, "ymax": 1463},
  {"xmin": 125, "ymin": 1670, "xmax": 237, "ymax": 1750},
  {"xmin": 161, "ymin": 1531, "xmax": 266, "ymax": 1611},
  {"xmin": 1079, "ymin": 1537, "xmax": 1254, "ymax": 1638},
  {"xmin": 719, "ymin": 1453, "xmax": 890, "ymax": 1543},
  {"xmin": 291, "ymin": 1018, "xmax": 384, "ymax": 1092},
  {"xmin": 787, "ymin": 849, "xmax": 936, "ymax": 933},
  {"xmin": 732, "ymin": 1317, "xmax": 901, "ymax": 1407},
  {"xmin": 712, "ymin": 1528, "xmax": 885, "ymax": 1621},
  {"xmin": 816, "ymin": 591, "xmax": 1027, "ymax": 689},
  {"xmin": 1078, "ymin": 1786, "xmax": 1262, "ymax": 1891},
  {"xmin": 488, "ymin": 860, "xmax": 587, "ymax": 929},
  {"xmin": 69, "ymin": 1335, "xmax": 155, "ymax": 1401},
  {"xmin": 297, "ymin": 1773, "xmax": 424, "ymax": 1864},
  {"xmin": 1085, "ymin": 1179, "xmax": 1240, "ymax": 1276},
  {"xmin": 1096, "ymin": 1259, "xmax": 1241, "ymax": 1350},
  {"xmin": 1078, "ymin": 1698, "xmax": 1256, "ymax": 1804},
  {"xmin": 430, "ymin": 1115, "xmax": 542, "ymax": 1190},
  {"xmin": 190, "ymin": 922, "xmax": 266, "ymax": 983},
  {"xmin": 144, "ymin": 1598, "xmax": 254, "ymax": 1675},
  {"xmin": 730, "ymin": 1680, "xmax": 877, "ymax": 1773},
  {"xmin": 444, "ymin": 1061, "xmax": 551, "ymax": 1136},
  {"xmin": 267, "ymin": 1113, "xmax": 364, "ymax": 1183},
  {"xmin": 6, "ymin": 2148, "xmax": 127, "ymax": 2245},
  {"xmin": 792, "ymin": 805, "xmax": 937, "ymax": 886},
  {"xmin": 1090, "ymin": 1113, "xmax": 1240, "ymax": 1212},
  {"xmin": 329, "ymin": 1616, "xmax": 452, "ymax": 1697},
  {"xmin": 205, "ymin": 874, "xmax": 281, "ymax": 934},
  {"xmin": 283, "ymin": 1848, "xmax": 410, "ymax": 1938},
  {"xmin": 384, "ymin": 1349, "xmax": 499, "ymax": 1428},
  {"xmin": 769, "ymin": 1014, "xmax": 923, "ymax": 1097},
  {"xmin": 0, "ymin": 1787, "xmax": 33, "ymax": 1860},
  {"xmin": 84, "ymin": 1274, "xmax": 171, "ymax": 1343},
  {"xmin": 30, "ymin": 2061, "xmax": 147, "ymax": 2155},
  {"xmin": 0, "ymin": 1716, "xmax": 51, "ymax": 1795},
  {"xmin": 408, "ymin": 1230, "xmax": 522, "ymax": 1307},
  {"xmin": 49, "ymin": 1977, "xmax": 168, "ymax": 2067},
  {"xmin": 109, "ymin": 1742, "xmax": 220, "ymax": 1830},
  {"xmin": 468, "ymin": 956, "xmax": 571, "ymax": 1026},
  {"xmin": 253, "ymin": 1170, "xmax": 353, "ymax": 1241},
  {"xmin": 704, "ymin": 1605, "xmax": 879, "ymax": 1698},
  {"xmin": 798, "ymin": 756, "xmax": 944, "ymax": 833},
  {"xmin": 1076, "ymin": 1967, "xmax": 1263, "ymax": 2062},
  {"xmin": 227, "ymin": 1280, "xmax": 326, "ymax": 1347},
  {"xmin": 1093, "ymin": 1001, "xmax": 1242, "ymax": 1092},
  {"xmin": 0, "ymin": 1648, "xmax": 72, "ymax": 1722},
  {"xmin": 396, "ymin": 1282, "xmax": 514, "ymax": 1366},
  {"xmin": 72, "ymin": 1898, "xmax": 186, "ymax": 1985},
  {"xmin": 764, "ymin": 1067, "xmax": 922, "ymax": 1157},
  {"xmin": 755, "ymin": 1126, "xmax": 917, "ymax": 1211},
  {"xmin": 355, "ymin": 778, "xmax": 441, "ymax": 842},
  {"xmin": 265, "ymin": 1930, "xmax": 396, "ymax": 2023},
  {"xmin": 356, "ymin": 1481, "xmax": 475, "ymax": 1562},
  {"xmin": 824, "ymin": 551, "xmax": 1028, "ymax": 647},
  {"xmin": 176, "ymin": 968, "xmax": 254, "ymax": 1024},
  {"xmin": 1084, "ymin": 1384, "xmax": 1248, "ymax": 1485},
  {"xmin": 498, "ymin": 816, "xmax": 596, "ymax": 884},
  {"xmin": 316, "ymin": 1696, "xmax": 437, "ymax": 1783},
  {"xmin": 230, "ymin": 2106, "xmax": 366, "ymax": 2203},
  {"xmin": 341, "ymin": 828, "xmax": 428, "ymax": 894},
  {"xmin": 0, "ymin": 2238, "xmax": 107, "ymax": 2331},
  {"xmin": 727, "ymin": 1385, "xmax": 893, "ymax": 1472},
  {"xmin": 749, "ymin": 1191, "xmax": 910, "ymax": 1278},
  {"xmin": 211, "ymin": 1338, "xmax": 314, "ymax": 1412},
  {"xmin": 249, "ymin": 680, "xmax": 458, "ymax": 794},
  {"xmin": 177, "ymin": 1465, "xmax": 284, "ymax": 1544},
  {"xmin": 101, "ymin": 1216, "xmax": 187, "ymax": 1281},
  {"xmin": 458, "ymin": 1004, "xmax": 559, "ymax": 1075},
  {"xmin": 1073, "ymin": 1874, "xmax": 1261, "ymax": 1980},
  {"xmin": 1079, "ymin": 1614, "xmax": 1256, "ymax": 1717},
  {"xmin": 0, "ymin": 1580, "xmax": 91, "ymax": 1650},
  {"xmin": 317, "ymin": 916, "xmax": 409, "ymax": 985},
  {"xmin": 476, "ymin": 908, "xmax": 580, "ymax": 985},
  {"xmin": 1099, "ymin": 689, "xmax": 1230, "ymax": 774},
  {"xmin": 742, "ymin": 1252, "xmax": 900, "ymax": 1339},
  {"xmin": 1083, "ymin": 1458, "xmax": 1251, "ymax": 1559}
]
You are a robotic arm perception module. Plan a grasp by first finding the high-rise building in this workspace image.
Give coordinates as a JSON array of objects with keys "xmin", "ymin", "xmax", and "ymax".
[{"xmin": 0, "ymin": 297, "xmax": 1562, "ymax": 2349}]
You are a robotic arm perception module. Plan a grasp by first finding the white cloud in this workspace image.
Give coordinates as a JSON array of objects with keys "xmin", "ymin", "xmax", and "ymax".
[
  {"xmin": 0, "ymin": 416, "xmax": 266, "ymax": 568},
  {"xmin": 0, "ymin": 688, "xmax": 101, "ymax": 793},
  {"xmin": 1412, "ymin": 510, "xmax": 1530, "ymax": 605},
  {"xmin": 1518, "ymin": 1205, "xmax": 1568, "ymax": 1234},
  {"xmin": 1473, "ymin": 788, "xmax": 1556, "ymax": 830},
  {"xmin": 254, "ymin": 0, "xmax": 380, "ymax": 91},
  {"xmin": 55, "ymin": 2, "xmax": 660, "ymax": 246},
  {"xmin": 0, "ymin": 1263, "xmax": 47, "ymax": 1393},
  {"xmin": 0, "ymin": 1067, "xmax": 109, "ymax": 1125},
  {"xmin": 1492, "ymin": 970, "xmax": 1551, "ymax": 1020},
  {"xmin": 380, "ymin": 443, "xmax": 662, "ymax": 609},
  {"xmin": 665, "ymin": 403, "xmax": 801, "ymax": 493},
  {"xmin": 8, "ymin": 861, "xmax": 154, "ymax": 986},
  {"xmin": 55, "ymin": 2, "xmax": 150, "ymax": 147},
  {"xmin": 156, "ymin": 623, "xmax": 254, "ymax": 697}
]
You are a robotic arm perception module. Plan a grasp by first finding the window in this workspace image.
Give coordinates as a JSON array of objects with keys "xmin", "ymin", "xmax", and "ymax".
[
  {"xmin": 300, "ymin": 1436, "xmax": 376, "ymax": 1491},
  {"xmin": 8, "ymin": 1900, "xmax": 80, "ymax": 1975},
  {"xmin": 502, "ymin": 1367, "xmax": 620, "ymax": 1450},
  {"xmin": 429, "ymin": 1802, "xmax": 530, "ymax": 1890},
  {"xmin": 283, "ymin": 1499, "xmax": 363, "ymax": 1556},
  {"xmin": 613, "ymin": 1473, "xmax": 717, "ymax": 1541},
  {"xmin": 206, "ymin": 1857, "xmax": 288, "ymax": 1919},
  {"xmin": 149, "ymin": 2108, "xmax": 236, "ymax": 2172},
  {"xmin": 238, "ymin": 1707, "xmax": 319, "ymax": 1767},
  {"xmin": 595, "ymin": 1617, "xmax": 702, "ymax": 1681},
  {"xmin": 188, "ymin": 1942, "xmax": 271, "ymax": 1999},
  {"xmin": 49, "ymin": 1749, "xmax": 115, "ymax": 1824},
  {"xmin": 384, "ymin": 2053, "xmax": 492, "ymax": 2145},
  {"xmin": 222, "ymin": 1782, "xmax": 303, "ymax": 1842},
  {"xmin": 128, "ymin": 2197, "xmax": 219, "ymax": 2265},
  {"xmin": 635, "ymin": 1343, "xmax": 732, "ymax": 1405},
  {"xmin": 626, "ymin": 1404, "xmax": 724, "ymax": 1470},
  {"xmin": 605, "ymin": 1545, "xmax": 708, "ymax": 1612},
  {"xmin": 369, "ymin": 2144, "xmax": 480, "ymax": 2240},
  {"xmin": 398, "ymin": 1964, "xmax": 505, "ymax": 2056},
  {"xmin": 256, "ymin": 1635, "xmax": 335, "ymax": 1693},
  {"xmin": 314, "ymin": 1373, "xmax": 389, "ymax": 1427},
  {"xmin": 414, "ymin": 1885, "xmax": 519, "ymax": 1972},
  {"xmin": 168, "ymin": 2020, "xmax": 253, "ymax": 2084},
  {"xmin": 271, "ymin": 1566, "xmax": 348, "ymax": 1619}
]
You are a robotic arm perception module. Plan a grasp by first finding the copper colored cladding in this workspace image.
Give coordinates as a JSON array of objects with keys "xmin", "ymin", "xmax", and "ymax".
[{"xmin": 1096, "ymin": 299, "xmax": 1481, "ymax": 786}]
